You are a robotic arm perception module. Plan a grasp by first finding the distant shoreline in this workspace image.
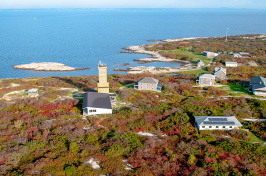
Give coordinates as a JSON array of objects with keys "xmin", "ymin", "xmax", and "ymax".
[{"xmin": 116, "ymin": 37, "xmax": 207, "ymax": 74}]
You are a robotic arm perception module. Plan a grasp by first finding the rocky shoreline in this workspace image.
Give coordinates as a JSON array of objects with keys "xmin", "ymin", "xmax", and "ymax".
[
  {"xmin": 116, "ymin": 37, "xmax": 204, "ymax": 74},
  {"xmin": 12, "ymin": 62, "xmax": 90, "ymax": 72}
]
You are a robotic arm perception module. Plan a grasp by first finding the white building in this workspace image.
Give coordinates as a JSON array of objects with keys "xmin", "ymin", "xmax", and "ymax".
[
  {"xmin": 194, "ymin": 116, "xmax": 242, "ymax": 131},
  {"xmin": 225, "ymin": 62, "xmax": 238, "ymax": 67},
  {"xmin": 203, "ymin": 51, "xmax": 218, "ymax": 58},
  {"xmin": 82, "ymin": 92, "xmax": 112, "ymax": 115}
]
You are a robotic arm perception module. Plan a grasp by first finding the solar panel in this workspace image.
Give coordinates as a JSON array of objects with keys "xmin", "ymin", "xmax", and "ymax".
[
  {"xmin": 203, "ymin": 121, "xmax": 235, "ymax": 125},
  {"xmin": 208, "ymin": 118, "xmax": 227, "ymax": 122}
]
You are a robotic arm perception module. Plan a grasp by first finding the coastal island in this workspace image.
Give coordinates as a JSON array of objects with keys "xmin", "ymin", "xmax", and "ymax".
[{"xmin": 12, "ymin": 62, "xmax": 90, "ymax": 72}]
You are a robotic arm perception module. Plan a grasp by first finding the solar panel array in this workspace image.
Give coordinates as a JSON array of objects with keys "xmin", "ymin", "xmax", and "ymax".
[
  {"xmin": 208, "ymin": 118, "xmax": 227, "ymax": 121},
  {"xmin": 203, "ymin": 121, "xmax": 235, "ymax": 125}
]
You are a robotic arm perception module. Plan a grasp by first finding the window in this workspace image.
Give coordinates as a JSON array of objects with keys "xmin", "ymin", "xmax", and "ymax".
[
  {"xmin": 89, "ymin": 109, "xmax": 96, "ymax": 113},
  {"xmin": 229, "ymin": 126, "xmax": 232, "ymax": 128},
  {"xmin": 223, "ymin": 126, "xmax": 225, "ymax": 128},
  {"xmin": 216, "ymin": 126, "xmax": 219, "ymax": 128},
  {"xmin": 209, "ymin": 126, "xmax": 212, "ymax": 128},
  {"xmin": 202, "ymin": 126, "xmax": 205, "ymax": 128}
]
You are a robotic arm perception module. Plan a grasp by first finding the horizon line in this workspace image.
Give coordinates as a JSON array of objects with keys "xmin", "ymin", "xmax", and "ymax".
[{"xmin": 1, "ymin": 7, "xmax": 266, "ymax": 10}]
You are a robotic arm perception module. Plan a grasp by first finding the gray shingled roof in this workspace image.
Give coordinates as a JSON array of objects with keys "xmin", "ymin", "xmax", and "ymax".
[
  {"xmin": 83, "ymin": 92, "xmax": 112, "ymax": 109},
  {"xmin": 194, "ymin": 116, "xmax": 242, "ymax": 127},
  {"xmin": 199, "ymin": 74, "xmax": 215, "ymax": 79},
  {"xmin": 214, "ymin": 67, "xmax": 226, "ymax": 74},
  {"xmin": 249, "ymin": 76, "xmax": 266, "ymax": 90},
  {"xmin": 138, "ymin": 77, "xmax": 159, "ymax": 84}
]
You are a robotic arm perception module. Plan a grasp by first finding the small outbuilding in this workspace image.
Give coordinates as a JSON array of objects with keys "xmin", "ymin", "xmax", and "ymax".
[
  {"xmin": 82, "ymin": 92, "xmax": 112, "ymax": 115},
  {"xmin": 134, "ymin": 77, "xmax": 162, "ymax": 91},
  {"xmin": 197, "ymin": 60, "xmax": 205, "ymax": 68},
  {"xmin": 232, "ymin": 53, "xmax": 241, "ymax": 58},
  {"xmin": 225, "ymin": 62, "xmax": 238, "ymax": 67},
  {"xmin": 249, "ymin": 76, "xmax": 266, "ymax": 96},
  {"xmin": 196, "ymin": 74, "xmax": 215, "ymax": 86},
  {"xmin": 25, "ymin": 88, "xmax": 38, "ymax": 97},
  {"xmin": 194, "ymin": 116, "xmax": 242, "ymax": 131}
]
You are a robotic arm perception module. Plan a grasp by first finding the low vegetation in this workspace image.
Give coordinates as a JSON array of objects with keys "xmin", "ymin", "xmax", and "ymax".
[
  {"xmin": 0, "ymin": 34, "xmax": 265, "ymax": 175},
  {"xmin": 0, "ymin": 72, "xmax": 265, "ymax": 175}
]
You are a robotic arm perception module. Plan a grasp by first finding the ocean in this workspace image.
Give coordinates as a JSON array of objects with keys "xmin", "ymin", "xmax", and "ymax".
[{"xmin": 0, "ymin": 8, "xmax": 265, "ymax": 78}]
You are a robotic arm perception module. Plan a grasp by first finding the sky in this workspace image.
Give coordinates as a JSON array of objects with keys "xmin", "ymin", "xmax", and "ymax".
[{"xmin": 0, "ymin": 0, "xmax": 266, "ymax": 9}]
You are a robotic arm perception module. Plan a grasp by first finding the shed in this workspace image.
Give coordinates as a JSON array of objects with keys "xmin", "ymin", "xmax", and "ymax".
[{"xmin": 225, "ymin": 62, "xmax": 237, "ymax": 67}]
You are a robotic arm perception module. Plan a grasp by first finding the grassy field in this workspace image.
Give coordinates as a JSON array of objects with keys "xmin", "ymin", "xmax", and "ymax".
[
  {"xmin": 220, "ymin": 83, "xmax": 251, "ymax": 96},
  {"xmin": 249, "ymin": 131, "xmax": 264, "ymax": 143},
  {"xmin": 126, "ymin": 84, "xmax": 135, "ymax": 88},
  {"xmin": 161, "ymin": 49, "xmax": 211, "ymax": 65},
  {"xmin": 175, "ymin": 49, "xmax": 210, "ymax": 65},
  {"xmin": 180, "ymin": 68, "xmax": 209, "ymax": 74}
]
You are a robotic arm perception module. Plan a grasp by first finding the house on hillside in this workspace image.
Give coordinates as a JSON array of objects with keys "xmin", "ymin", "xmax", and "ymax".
[
  {"xmin": 196, "ymin": 74, "xmax": 215, "ymax": 86},
  {"xmin": 213, "ymin": 67, "xmax": 226, "ymax": 80},
  {"xmin": 83, "ymin": 92, "xmax": 112, "ymax": 115},
  {"xmin": 194, "ymin": 116, "xmax": 242, "ymax": 131},
  {"xmin": 249, "ymin": 76, "xmax": 266, "ymax": 96},
  {"xmin": 203, "ymin": 51, "xmax": 218, "ymax": 58},
  {"xmin": 225, "ymin": 62, "xmax": 238, "ymax": 67},
  {"xmin": 134, "ymin": 77, "xmax": 162, "ymax": 91}
]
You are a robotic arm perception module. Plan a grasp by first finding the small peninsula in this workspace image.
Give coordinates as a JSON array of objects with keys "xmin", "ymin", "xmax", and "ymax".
[{"xmin": 12, "ymin": 62, "xmax": 90, "ymax": 72}]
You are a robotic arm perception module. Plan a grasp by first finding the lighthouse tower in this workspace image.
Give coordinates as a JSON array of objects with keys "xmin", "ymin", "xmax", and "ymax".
[{"xmin": 97, "ymin": 61, "xmax": 109, "ymax": 93}]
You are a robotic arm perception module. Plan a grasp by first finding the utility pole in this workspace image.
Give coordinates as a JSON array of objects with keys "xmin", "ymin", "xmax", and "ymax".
[{"xmin": 225, "ymin": 28, "xmax": 230, "ymax": 42}]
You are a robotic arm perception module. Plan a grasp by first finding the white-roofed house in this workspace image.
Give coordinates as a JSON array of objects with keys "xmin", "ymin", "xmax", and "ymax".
[
  {"xmin": 194, "ymin": 116, "xmax": 242, "ymax": 131},
  {"xmin": 196, "ymin": 74, "xmax": 215, "ymax": 86},
  {"xmin": 134, "ymin": 77, "xmax": 162, "ymax": 91},
  {"xmin": 225, "ymin": 62, "xmax": 238, "ymax": 67}
]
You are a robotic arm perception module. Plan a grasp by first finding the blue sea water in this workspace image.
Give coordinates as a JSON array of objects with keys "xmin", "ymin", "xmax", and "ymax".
[{"xmin": 0, "ymin": 8, "xmax": 265, "ymax": 78}]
